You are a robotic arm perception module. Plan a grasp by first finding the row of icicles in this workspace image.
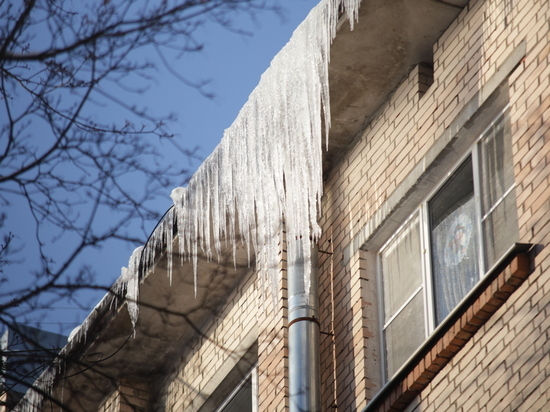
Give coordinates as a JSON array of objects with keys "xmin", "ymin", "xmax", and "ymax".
[{"xmin": 18, "ymin": 1, "xmax": 361, "ymax": 409}]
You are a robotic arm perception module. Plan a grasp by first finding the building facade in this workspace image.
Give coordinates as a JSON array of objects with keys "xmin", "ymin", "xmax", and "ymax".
[{"xmin": 15, "ymin": 0, "xmax": 549, "ymax": 411}]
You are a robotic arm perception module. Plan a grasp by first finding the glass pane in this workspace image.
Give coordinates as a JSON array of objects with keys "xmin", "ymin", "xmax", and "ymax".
[
  {"xmin": 480, "ymin": 109, "xmax": 518, "ymax": 269},
  {"xmin": 381, "ymin": 215, "xmax": 423, "ymax": 319},
  {"xmin": 480, "ymin": 111, "xmax": 515, "ymax": 214},
  {"xmin": 429, "ymin": 158, "xmax": 479, "ymax": 324},
  {"xmin": 219, "ymin": 376, "xmax": 253, "ymax": 412},
  {"xmin": 384, "ymin": 291, "xmax": 425, "ymax": 378},
  {"xmin": 483, "ymin": 189, "xmax": 519, "ymax": 269}
]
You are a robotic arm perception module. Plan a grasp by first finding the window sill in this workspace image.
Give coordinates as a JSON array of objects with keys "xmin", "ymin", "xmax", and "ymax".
[{"xmin": 363, "ymin": 243, "xmax": 533, "ymax": 412}]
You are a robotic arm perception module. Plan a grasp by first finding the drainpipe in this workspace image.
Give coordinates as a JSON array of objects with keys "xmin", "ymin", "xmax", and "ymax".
[{"xmin": 288, "ymin": 241, "xmax": 320, "ymax": 412}]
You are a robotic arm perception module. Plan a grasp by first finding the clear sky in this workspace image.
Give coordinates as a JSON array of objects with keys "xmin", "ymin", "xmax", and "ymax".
[{"xmin": 2, "ymin": 0, "xmax": 318, "ymax": 337}]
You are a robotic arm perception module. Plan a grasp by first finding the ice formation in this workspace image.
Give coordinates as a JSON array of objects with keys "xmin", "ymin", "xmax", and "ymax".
[
  {"xmin": 13, "ymin": 369, "xmax": 56, "ymax": 412},
  {"xmin": 123, "ymin": 0, "xmax": 360, "ymax": 325},
  {"xmin": 17, "ymin": 1, "xmax": 361, "ymax": 409},
  {"xmin": 110, "ymin": 0, "xmax": 360, "ymax": 316},
  {"xmin": 120, "ymin": 247, "xmax": 143, "ymax": 331}
]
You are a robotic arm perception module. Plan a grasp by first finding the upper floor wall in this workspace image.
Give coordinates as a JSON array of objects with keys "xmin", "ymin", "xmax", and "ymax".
[{"xmin": 319, "ymin": 0, "xmax": 549, "ymax": 410}]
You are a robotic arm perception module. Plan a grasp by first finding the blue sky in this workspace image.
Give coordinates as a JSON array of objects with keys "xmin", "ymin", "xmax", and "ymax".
[{"xmin": 2, "ymin": 0, "xmax": 317, "ymax": 336}]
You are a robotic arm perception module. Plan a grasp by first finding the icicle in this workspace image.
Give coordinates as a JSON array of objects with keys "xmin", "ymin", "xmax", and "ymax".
[
  {"xmin": 123, "ymin": 246, "xmax": 143, "ymax": 333},
  {"xmin": 70, "ymin": 1, "xmax": 364, "ymax": 330},
  {"xmin": 165, "ymin": 208, "xmax": 174, "ymax": 285},
  {"xmin": 68, "ymin": 0, "xmax": 361, "ymax": 355},
  {"xmin": 163, "ymin": 0, "xmax": 360, "ymax": 303},
  {"xmin": 15, "ymin": 367, "xmax": 55, "ymax": 412}
]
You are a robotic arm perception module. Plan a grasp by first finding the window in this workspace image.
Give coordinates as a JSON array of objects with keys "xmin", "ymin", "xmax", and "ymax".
[
  {"xmin": 429, "ymin": 157, "xmax": 479, "ymax": 324},
  {"xmin": 215, "ymin": 366, "xmax": 258, "ymax": 412},
  {"xmin": 379, "ymin": 108, "xmax": 518, "ymax": 379},
  {"xmin": 198, "ymin": 342, "xmax": 258, "ymax": 412}
]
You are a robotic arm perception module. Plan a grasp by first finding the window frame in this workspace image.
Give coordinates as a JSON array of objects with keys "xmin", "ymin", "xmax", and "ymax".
[
  {"xmin": 426, "ymin": 152, "xmax": 482, "ymax": 327},
  {"xmin": 378, "ymin": 105, "xmax": 516, "ymax": 382},
  {"xmin": 377, "ymin": 211, "xmax": 428, "ymax": 379},
  {"xmin": 198, "ymin": 340, "xmax": 258, "ymax": 412},
  {"xmin": 214, "ymin": 364, "xmax": 258, "ymax": 412}
]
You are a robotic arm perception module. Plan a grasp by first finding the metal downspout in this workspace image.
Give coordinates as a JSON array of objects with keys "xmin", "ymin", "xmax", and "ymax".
[{"xmin": 288, "ymin": 242, "xmax": 320, "ymax": 412}]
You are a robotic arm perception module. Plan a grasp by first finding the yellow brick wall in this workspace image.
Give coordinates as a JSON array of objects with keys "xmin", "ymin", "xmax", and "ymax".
[
  {"xmin": 125, "ymin": 0, "xmax": 549, "ymax": 411},
  {"xmin": 98, "ymin": 380, "xmax": 150, "ymax": 412},
  {"xmin": 153, "ymin": 233, "xmax": 290, "ymax": 412},
  {"xmin": 154, "ymin": 0, "xmax": 550, "ymax": 409},
  {"xmin": 157, "ymin": 267, "xmax": 259, "ymax": 411},
  {"xmin": 320, "ymin": 0, "xmax": 549, "ymax": 410},
  {"xmin": 155, "ymin": 236, "xmax": 289, "ymax": 412},
  {"xmin": 319, "ymin": 45, "xmax": 436, "ymax": 412},
  {"xmin": 98, "ymin": 387, "xmax": 119, "ymax": 412},
  {"xmin": 257, "ymin": 233, "xmax": 289, "ymax": 412},
  {"xmin": 403, "ymin": 0, "xmax": 550, "ymax": 410}
]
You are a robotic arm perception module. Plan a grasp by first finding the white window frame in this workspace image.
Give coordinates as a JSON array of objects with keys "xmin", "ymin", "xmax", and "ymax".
[{"xmin": 378, "ymin": 105, "xmax": 516, "ymax": 382}]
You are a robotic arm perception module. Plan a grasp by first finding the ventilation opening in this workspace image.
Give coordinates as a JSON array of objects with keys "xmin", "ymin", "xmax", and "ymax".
[{"xmin": 418, "ymin": 62, "xmax": 434, "ymax": 99}]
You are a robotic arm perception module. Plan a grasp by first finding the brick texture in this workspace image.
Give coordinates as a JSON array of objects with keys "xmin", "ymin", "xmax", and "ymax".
[
  {"xmin": 136, "ymin": 0, "xmax": 550, "ymax": 411},
  {"xmin": 319, "ymin": 0, "xmax": 550, "ymax": 410},
  {"xmin": 158, "ymin": 268, "xmax": 259, "ymax": 411},
  {"xmin": 98, "ymin": 380, "xmax": 150, "ymax": 412}
]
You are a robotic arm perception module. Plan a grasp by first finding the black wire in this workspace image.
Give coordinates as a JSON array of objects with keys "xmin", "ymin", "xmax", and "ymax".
[{"xmin": 431, "ymin": 0, "xmax": 465, "ymax": 9}]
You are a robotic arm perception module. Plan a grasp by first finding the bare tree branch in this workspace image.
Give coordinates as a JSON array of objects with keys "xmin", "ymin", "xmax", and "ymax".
[{"xmin": 0, "ymin": 0, "xmax": 278, "ymax": 408}]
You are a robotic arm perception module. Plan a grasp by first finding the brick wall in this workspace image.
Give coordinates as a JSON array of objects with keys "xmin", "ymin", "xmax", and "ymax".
[
  {"xmin": 120, "ymin": 0, "xmax": 549, "ymax": 411},
  {"xmin": 401, "ymin": 0, "xmax": 550, "ymax": 410},
  {"xmin": 319, "ymin": 51, "xmax": 436, "ymax": 412},
  {"xmin": 320, "ymin": 0, "xmax": 549, "ymax": 411},
  {"xmin": 157, "ymin": 267, "xmax": 259, "ymax": 411},
  {"xmin": 404, "ymin": 251, "xmax": 550, "ymax": 412},
  {"xmin": 98, "ymin": 388, "xmax": 118, "ymax": 412},
  {"xmin": 257, "ymin": 233, "xmax": 289, "ymax": 412},
  {"xmin": 98, "ymin": 380, "xmax": 150, "ymax": 412},
  {"xmin": 153, "ymin": 233, "xmax": 291, "ymax": 412}
]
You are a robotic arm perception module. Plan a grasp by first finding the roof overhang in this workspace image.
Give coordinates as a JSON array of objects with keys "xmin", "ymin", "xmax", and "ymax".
[{"xmin": 324, "ymin": 0, "xmax": 468, "ymax": 173}]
